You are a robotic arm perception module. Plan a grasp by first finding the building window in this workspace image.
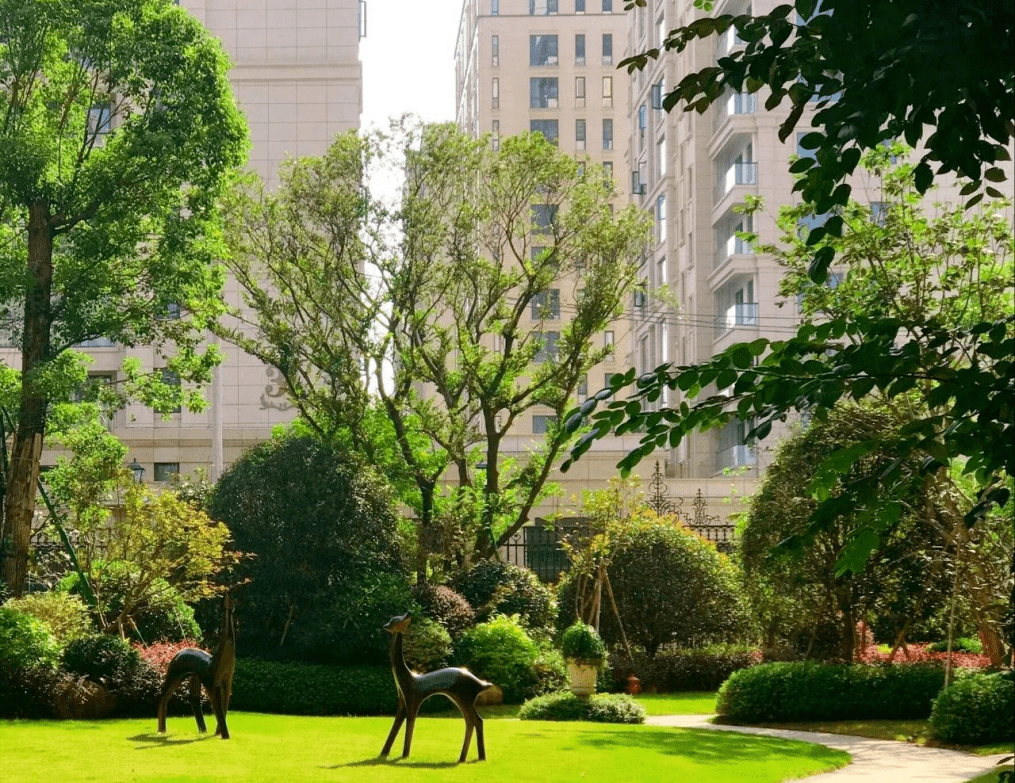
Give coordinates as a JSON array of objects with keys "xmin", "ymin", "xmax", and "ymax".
[
  {"xmin": 531, "ymin": 289, "xmax": 561, "ymax": 319},
  {"xmin": 578, "ymin": 374, "xmax": 588, "ymax": 397},
  {"xmin": 533, "ymin": 331, "xmax": 560, "ymax": 362},
  {"xmin": 602, "ymin": 76, "xmax": 613, "ymax": 107},
  {"xmin": 530, "ymin": 77, "xmax": 559, "ymax": 108},
  {"xmin": 492, "ymin": 120, "xmax": 500, "ymax": 151},
  {"xmin": 532, "ymin": 204, "xmax": 558, "ymax": 232},
  {"xmin": 492, "ymin": 77, "xmax": 499, "ymax": 108},
  {"xmin": 529, "ymin": 0, "xmax": 558, "ymax": 14},
  {"xmin": 76, "ymin": 336, "xmax": 116, "ymax": 348},
  {"xmin": 575, "ymin": 76, "xmax": 586, "ymax": 107},
  {"xmin": 492, "ymin": 0, "xmax": 499, "ymax": 14},
  {"xmin": 160, "ymin": 368, "xmax": 182, "ymax": 414},
  {"xmin": 602, "ymin": 160, "xmax": 613, "ymax": 187},
  {"xmin": 604, "ymin": 330, "xmax": 614, "ymax": 348},
  {"xmin": 638, "ymin": 103, "xmax": 647, "ymax": 138},
  {"xmin": 656, "ymin": 135, "xmax": 666, "ymax": 179},
  {"xmin": 602, "ymin": 118, "xmax": 613, "ymax": 150},
  {"xmin": 657, "ymin": 14, "xmax": 666, "ymax": 46},
  {"xmin": 530, "ymin": 119, "xmax": 559, "ymax": 144},
  {"xmin": 575, "ymin": 33, "xmax": 585, "ymax": 65},
  {"xmin": 602, "ymin": 0, "xmax": 612, "ymax": 12},
  {"xmin": 529, "ymin": 34, "xmax": 559, "ymax": 66},
  {"xmin": 576, "ymin": 0, "xmax": 585, "ymax": 12},
  {"xmin": 575, "ymin": 119, "xmax": 586, "ymax": 150},
  {"xmin": 492, "ymin": 35, "xmax": 499, "ymax": 66},
  {"xmin": 601, "ymin": 33, "xmax": 612, "ymax": 65},
  {"xmin": 533, "ymin": 414, "xmax": 558, "ymax": 434},
  {"xmin": 656, "ymin": 194, "xmax": 667, "ymax": 243},
  {"xmin": 87, "ymin": 104, "xmax": 112, "ymax": 145},
  {"xmin": 154, "ymin": 462, "xmax": 180, "ymax": 482},
  {"xmin": 651, "ymin": 81, "xmax": 664, "ymax": 110}
]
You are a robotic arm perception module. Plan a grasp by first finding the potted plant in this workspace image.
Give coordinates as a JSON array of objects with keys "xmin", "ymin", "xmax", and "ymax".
[{"xmin": 561, "ymin": 621, "xmax": 607, "ymax": 698}]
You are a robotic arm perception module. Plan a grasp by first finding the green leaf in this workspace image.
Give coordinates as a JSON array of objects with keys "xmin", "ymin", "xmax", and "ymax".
[
  {"xmin": 835, "ymin": 528, "xmax": 879, "ymax": 576},
  {"xmin": 984, "ymin": 167, "xmax": 1007, "ymax": 182}
]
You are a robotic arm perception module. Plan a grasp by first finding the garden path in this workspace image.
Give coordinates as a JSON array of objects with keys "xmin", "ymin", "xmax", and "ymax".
[{"xmin": 647, "ymin": 715, "xmax": 1010, "ymax": 782}]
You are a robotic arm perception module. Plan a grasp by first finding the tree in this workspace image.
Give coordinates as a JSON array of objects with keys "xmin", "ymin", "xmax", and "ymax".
[
  {"xmin": 564, "ymin": 151, "xmax": 1013, "ymax": 593},
  {"xmin": 0, "ymin": 0, "xmax": 248, "ymax": 596},
  {"xmin": 622, "ymin": 0, "xmax": 1013, "ymax": 278},
  {"xmin": 218, "ymin": 121, "xmax": 650, "ymax": 573}
]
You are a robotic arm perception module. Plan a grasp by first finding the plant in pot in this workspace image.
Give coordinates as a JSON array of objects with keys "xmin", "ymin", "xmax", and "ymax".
[{"xmin": 560, "ymin": 621, "xmax": 606, "ymax": 698}]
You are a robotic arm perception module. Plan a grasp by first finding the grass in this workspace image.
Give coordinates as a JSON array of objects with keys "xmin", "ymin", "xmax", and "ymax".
[
  {"xmin": 963, "ymin": 764, "xmax": 1015, "ymax": 783},
  {"xmin": 0, "ymin": 711, "xmax": 849, "ymax": 783},
  {"xmin": 635, "ymin": 691, "xmax": 718, "ymax": 715}
]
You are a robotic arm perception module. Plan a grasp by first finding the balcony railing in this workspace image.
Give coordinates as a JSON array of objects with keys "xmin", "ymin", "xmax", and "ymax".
[
  {"xmin": 714, "ymin": 234, "xmax": 753, "ymax": 267},
  {"xmin": 718, "ymin": 302, "xmax": 758, "ymax": 331},
  {"xmin": 713, "ymin": 92, "xmax": 756, "ymax": 132},
  {"xmin": 715, "ymin": 161, "xmax": 757, "ymax": 202}
]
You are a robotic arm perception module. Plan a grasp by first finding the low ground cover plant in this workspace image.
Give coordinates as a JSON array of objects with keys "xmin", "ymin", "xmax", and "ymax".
[{"xmin": 519, "ymin": 691, "xmax": 645, "ymax": 723}]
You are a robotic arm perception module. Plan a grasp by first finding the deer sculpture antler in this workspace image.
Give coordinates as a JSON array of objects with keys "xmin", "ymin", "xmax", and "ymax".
[
  {"xmin": 157, "ymin": 591, "xmax": 236, "ymax": 739},
  {"xmin": 381, "ymin": 612, "xmax": 492, "ymax": 763}
]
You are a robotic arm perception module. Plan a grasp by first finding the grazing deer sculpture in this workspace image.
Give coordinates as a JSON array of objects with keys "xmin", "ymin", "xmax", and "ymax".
[
  {"xmin": 381, "ymin": 612, "xmax": 492, "ymax": 763},
  {"xmin": 157, "ymin": 591, "xmax": 236, "ymax": 739}
]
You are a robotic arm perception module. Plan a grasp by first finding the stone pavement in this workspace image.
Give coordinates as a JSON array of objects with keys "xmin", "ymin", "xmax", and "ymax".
[{"xmin": 646, "ymin": 714, "xmax": 1012, "ymax": 782}]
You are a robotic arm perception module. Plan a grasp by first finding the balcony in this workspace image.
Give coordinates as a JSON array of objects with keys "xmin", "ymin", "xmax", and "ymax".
[
  {"xmin": 718, "ymin": 302, "xmax": 758, "ymax": 332},
  {"xmin": 713, "ymin": 92, "xmax": 756, "ymax": 133},
  {"xmin": 714, "ymin": 234, "xmax": 753, "ymax": 269},
  {"xmin": 714, "ymin": 161, "xmax": 757, "ymax": 203},
  {"xmin": 716, "ymin": 444, "xmax": 756, "ymax": 472}
]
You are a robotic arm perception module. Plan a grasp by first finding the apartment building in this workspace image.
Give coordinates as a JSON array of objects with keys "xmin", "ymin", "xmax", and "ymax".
[{"xmin": 14, "ymin": 1, "xmax": 364, "ymax": 483}]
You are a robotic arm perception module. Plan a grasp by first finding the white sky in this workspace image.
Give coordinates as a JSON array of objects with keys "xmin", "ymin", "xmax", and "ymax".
[{"xmin": 360, "ymin": 0, "xmax": 464, "ymax": 131}]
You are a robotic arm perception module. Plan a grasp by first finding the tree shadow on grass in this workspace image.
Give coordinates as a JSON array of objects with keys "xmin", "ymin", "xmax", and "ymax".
[
  {"xmin": 323, "ymin": 756, "xmax": 459, "ymax": 770},
  {"xmin": 128, "ymin": 732, "xmax": 218, "ymax": 749}
]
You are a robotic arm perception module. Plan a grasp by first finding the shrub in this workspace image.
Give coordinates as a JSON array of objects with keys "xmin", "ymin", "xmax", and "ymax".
[
  {"xmin": 410, "ymin": 583, "xmax": 476, "ymax": 639},
  {"xmin": 402, "ymin": 617, "xmax": 453, "ymax": 671},
  {"xmin": 62, "ymin": 634, "xmax": 142, "ymax": 682},
  {"xmin": 0, "ymin": 607, "xmax": 60, "ymax": 670},
  {"xmin": 135, "ymin": 639, "xmax": 208, "ymax": 715},
  {"xmin": 926, "ymin": 637, "xmax": 984, "ymax": 654},
  {"xmin": 230, "ymin": 659, "xmax": 397, "ymax": 715},
  {"xmin": 3, "ymin": 592, "xmax": 94, "ymax": 646},
  {"xmin": 0, "ymin": 663, "xmax": 62, "ymax": 719},
  {"xmin": 931, "ymin": 671, "xmax": 1015, "ymax": 745},
  {"xmin": 519, "ymin": 691, "xmax": 645, "ymax": 723},
  {"xmin": 533, "ymin": 647, "xmax": 569, "ymax": 695},
  {"xmin": 561, "ymin": 622, "xmax": 607, "ymax": 667},
  {"xmin": 452, "ymin": 560, "xmax": 555, "ymax": 632},
  {"xmin": 610, "ymin": 644, "xmax": 762, "ymax": 692},
  {"xmin": 456, "ymin": 615, "xmax": 541, "ymax": 703},
  {"xmin": 716, "ymin": 661, "xmax": 949, "ymax": 722}
]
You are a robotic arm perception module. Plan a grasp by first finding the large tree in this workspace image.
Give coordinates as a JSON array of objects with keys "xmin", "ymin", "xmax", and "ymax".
[
  {"xmin": 0, "ymin": 0, "xmax": 248, "ymax": 595},
  {"xmin": 218, "ymin": 121, "xmax": 650, "ymax": 574}
]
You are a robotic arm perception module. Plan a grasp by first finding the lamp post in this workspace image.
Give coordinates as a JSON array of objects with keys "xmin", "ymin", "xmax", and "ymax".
[{"xmin": 127, "ymin": 458, "xmax": 145, "ymax": 484}]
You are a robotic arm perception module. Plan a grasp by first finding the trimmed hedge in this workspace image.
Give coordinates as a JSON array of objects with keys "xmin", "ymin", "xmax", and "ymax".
[
  {"xmin": 931, "ymin": 671, "xmax": 1014, "ymax": 745},
  {"xmin": 231, "ymin": 659, "xmax": 397, "ymax": 715},
  {"xmin": 519, "ymin": 691, "xmax": 645, "ymax": 724},
  {"xmin": 717, "ymin": 661, "xmax": 949, "ymax": 722},
  {"xmin": 611, "ymin": 645, "xmax": 761, "ymax": 692}
]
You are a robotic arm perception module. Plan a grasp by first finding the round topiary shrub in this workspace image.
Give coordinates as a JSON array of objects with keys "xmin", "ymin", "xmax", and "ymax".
[
  {"xmin": 561, "ymin": 621, "xmax": 607, "ymax": 667},
  {"xmin": 410, "ymin": 583, "xmax": 476, "ymax": 639},
  {"xmin": 3, "ymin": 591, "xmax": 94, "ymax": 646},
  {"xmin": 452, "ymin": 560, "xmax": 555, "ymax": 632},
  {"xmin": 402, "ymin": 616, "xmax": 453, "ymax": 671},
  {"xmin": 519, "ymin": 691, "xmax": 645, "ymax": 723},
  {"xmin": 0, "ymin": 607, "xmax": 60, "ymax": 670},
  {"xmin": 456, "ymin": 615, "xmax": 541, "ymax": 703},
  {"xmin": 931, "ymin": 671, "xmax": 1015, "ymax": 745}
]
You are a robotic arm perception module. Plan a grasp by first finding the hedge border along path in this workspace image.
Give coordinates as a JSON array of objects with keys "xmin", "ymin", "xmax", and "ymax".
[{"xmin": 648, "ymin": 715, "xmax": 1011, "ymax": 783}]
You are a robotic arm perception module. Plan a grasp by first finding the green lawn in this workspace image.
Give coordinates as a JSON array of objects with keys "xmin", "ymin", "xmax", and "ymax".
[
  {"xmin": 0, "ymin": 712, "xmax": 849, "ymax": 783},
  {"xmin": 635, "ymin": 691, "xmax": 718, "ymax": 715}
]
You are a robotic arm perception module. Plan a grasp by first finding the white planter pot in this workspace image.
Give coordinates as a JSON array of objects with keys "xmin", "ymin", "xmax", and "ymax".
[{"xmin": 566, "ymin": 661, "xmax": 599, "ymax": 698}]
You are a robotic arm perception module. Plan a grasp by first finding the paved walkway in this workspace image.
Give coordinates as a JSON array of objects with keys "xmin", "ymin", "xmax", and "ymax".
[{"xmin": 647, "ymin": 715, "xmax": 1011, "ymax": 782}]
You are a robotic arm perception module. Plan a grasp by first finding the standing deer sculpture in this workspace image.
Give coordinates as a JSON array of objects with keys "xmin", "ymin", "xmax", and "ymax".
[
  {"xmin": 381, "ymin": 612, "xmax": 492, "ymax": 763},
  {"xmin": 157, "ymin": 591, "xmax": 236, "ymax": 739}
]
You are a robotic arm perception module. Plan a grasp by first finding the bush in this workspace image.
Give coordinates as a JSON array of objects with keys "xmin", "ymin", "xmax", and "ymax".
[
  {"xmin": 0, "ymin": 607, "xmax": 60, "ymax": 670},
  {"xmin": 452, "ymin": 560, "xmax": 555, "ymax": 632},
  {"xmin": 931, "ymin": 671, "xmax": 1014, "ymax": 745},
  {"xmin": 0, "ymin": 663, "xmax": 62, "ymax": 719},
  {"xmin": 716, "ymin": 661, "xmax": 949, "ymax": 722},
  {"xmin": 402, "ymin": 617, "xmax": 453, "ymax": 671},
  {"xmin": 926, "ymin": 637, "xmax": 984, "ymax": 654},
  {"xmin": 610, "ymin": 644, "xmax": 762, "ymax": 692},
  {"xmin": 231, "ymin": 658, "xmax": 397, "ymax": 715},
  {"xmin": 62, "ymin": 634, "xmax": 142, "ymax": 682},
  {"xmin": 519, "ymin": 691, "xmax": 645, "ymax": 723},
  {"xmin": 410, "ymin": 583, "xmax": 476, "ymax": 639},
  {"xmin": 556, "ymin": 518, "xmax": 751, "ymax": 656},
  {"xmin": 456, "ymin": 615, "xmax": 541, "ymax": 703},
  {"xmin": 3, "ymin": 592, "xmax": 94, "ymax": 646},
  {"xmin": 561, "ymin": 622, "xmax": 607, "ymax": 667}
]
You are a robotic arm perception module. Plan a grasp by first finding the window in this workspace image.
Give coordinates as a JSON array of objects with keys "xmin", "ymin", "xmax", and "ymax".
[
  {"xmin": 602, "ymin": 0, "xmax": 612, "ymax": 12},
  {"xmin": 73, "ymin": 372, "xmax": 115, "ymax": 404},
  {"xmin": 576, "ymin": 0, "xmax": 585, "ymax": 12},
  {"xmin": 531, "ymin": 289, "xmax": 561, "ymax": 319},
  {"xmin": 87, "ymin": 104, "xmax": 112, "ymax": 144},
  {"xmin": 491, "ymin": 0, "xmax": 499, "ymax": 14},
  {"xmin": 530, "ymin": 77, "xmax": 559, "ymax": 108},
  {"xmin": 530, "ymin": 119, "xmax": 559, "ymax": 144},
  {"xmin": 529, "ymin": 0, "xmax": 558, "ymax": 14},
  {"xmin": 717, "ymin": 418, "xmax": 756, "ymax": 470},
  {"xmin": 77, "ymin": 336, "xmax": 116, "ymax": 348},
  {"xmin": 533, "ymin": 415, "xmax": 558, "ymax": 434},
  {"xmin": 575, "ymin": 76, "xmax": 586, "ymax": 107},
  {"xmin": 602, "ymin": 160, "xmax": 613, "ymax": 186},
  {"xmin": 656, "ymin": 195, "xmax": 667, "ymax": 243},
  {"xmin": 529, "ymin": 35, "xmax": 559, "ymax": 66},
  {"xmin": 578, "ymin": 374, "xmax": 588, "ymax": 398},
  {"xmin": 492, "ymin": 119, "xmax": 500, "ymax": 151},
  {"xmin": 870, "ymin": 201, "xmax": 888, "ymax": 226},
  {"xmin": 492, "ymin": 77, "xmax": 499, "ymax": 108},
  {"xmin": 631, "ymin": 169, "xmax": 646, "ymax": 195},
  {"xmin": 533, "ymin": 331, "xmax": 560, "ymax": 362},
  {"xmin": 575, "ymin": 33, "xmax": 585, "ymax": 64},
  {"xmin": 796, "ymin": 132, "xmax": 817, "ymax": 160},
  {"xmin": 651, "ymin": 81, "xmax": 664, "ymax": 110},
  {"xmin": 156, "ymin": 302, "xmax": 181, "ymax": 320},
  {"xmin": 602, "ymin": 118, "xmax": 613, "ymax": 150},
  {"xmin": 575, "ymin": 119, "xmax": 586, "ymax": 150},
  {"xmin": 657, "ymin": 14, "xmax": 666, "ymax": 46},
  {"xmin": 604, "ymin": 330, "xmax": 615, "ymax": 348},
  {"xmin": 154, "ymin": 462, "xmax": 180, "ymax": 482},
  {"xmin": 160, "ymin": 369, "xmax": 181, "ymax": 414},
  {"xmin": 532, "ymin": 204, "xmax": 558, "ymax": 232},
  {"xmin": 638, "ymin": 103, "xmax": 647, "ymax": 138},
  {"xmin": 657, "ymin": 255, "xmax": 666, "ymax": 288},
  {"xmin": 492, "ymin": 35, "xmax": 499, "ymax": 66},
  {"xmin": 601, "ymin": 33, "xmax": 612, "ymax": 64},
  {"xmin": 656, "ymin": 135, "xmax": 666, "ymax": 179},
  {"xmin": 602, "ymin": 76, "xmax": 613, "ymax": 107}
]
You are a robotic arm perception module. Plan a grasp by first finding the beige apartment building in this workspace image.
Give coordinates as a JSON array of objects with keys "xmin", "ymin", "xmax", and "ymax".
[{"xmin": 13, "ymin": 1, "xmax": 364, "ymax": 483}]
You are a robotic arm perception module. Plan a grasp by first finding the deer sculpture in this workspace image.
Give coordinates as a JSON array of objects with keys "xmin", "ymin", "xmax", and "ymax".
[
  {"xmin": 157, "ymin": 591, "xmax": 236, "ymax": 739},
  {"xmin": 381, "ymin": 612, "xmax": 492, "ymax": 763}
]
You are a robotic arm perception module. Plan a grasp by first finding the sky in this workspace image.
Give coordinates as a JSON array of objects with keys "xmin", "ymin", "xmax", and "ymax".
[{"xmin": 359, "ymin": 0, "xmax": 464, "ymax": 132}]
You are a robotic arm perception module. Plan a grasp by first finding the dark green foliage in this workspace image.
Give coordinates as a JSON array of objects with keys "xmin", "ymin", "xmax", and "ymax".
[
  {"xmin": 610, "ymin": 645, "xmax": 761, "ymax": 692},
  {"xmin": 519, "ymin": 691, "xmax": 645, "ymax": 723},
  {"xmin": 931, "ymin": 672, "xmax": 1014, "ymax": 745},
  {"xmin": 62, "ymin": 634, "xmax": 141, "ymax": 682},
  {"xmin": 452, "ymin": 560, "xmax": 555, "ymax": 631},
  {"xmin": 0, "ymin": 663, "xmax": 61, "ymax": 719},
  {"xmin": 410, "ymin": 583, "xmax": 476, "ymax": 639},
  {"xmin": 2, "ymin": 592, "xmax": 94, "ymax": 646},
  {"xmin": 230, "ymin": 659, "xmax": 397, "ymax": 715},
  {"xmin": 402, "ymin": 617, "xmax": 453, "ymax": 671},
  {"xmin": 717, "ymin": 661, "xmax": 949, "ymax": 722},
  {"xmin": 455, "ymin": 615, "xmax": 541, "ymax": 703},
  {"xmin": 0, "ymin": 607, "xmax": 60, "ymax": 670},
  {"xmin": 927, "ymin": 638, "xmax": 983, "ymax": 655},
  {"xmin": 207, "ymin": 435, "xmax": 408, "ymax": 661},
  {"xmin": 561, "ymin": 622, "xmax": 606, "ymax": 666}
]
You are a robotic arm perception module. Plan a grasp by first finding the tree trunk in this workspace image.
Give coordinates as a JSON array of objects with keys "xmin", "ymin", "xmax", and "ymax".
[{"xmin": 1, "ymin": 201, "xmax": 53, "ymax": 597}]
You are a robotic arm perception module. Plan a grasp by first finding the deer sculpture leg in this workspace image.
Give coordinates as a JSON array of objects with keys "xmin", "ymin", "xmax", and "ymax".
[{"xmin": 381, "ymin": 612, "xmax": 492, "ymax": 763}]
